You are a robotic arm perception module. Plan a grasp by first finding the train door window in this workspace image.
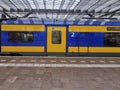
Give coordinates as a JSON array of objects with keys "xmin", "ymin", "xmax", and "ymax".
[
  {"xmin": 104, "ymin": 33, "xmax": 120, "ymax": 47},
  {"xmin": 52, "ymin": 31, "xmax": 61, "ymax": 44},
  {"xmin": 8, "ymin": 32, "xmax": 34, "ymax": 43}
]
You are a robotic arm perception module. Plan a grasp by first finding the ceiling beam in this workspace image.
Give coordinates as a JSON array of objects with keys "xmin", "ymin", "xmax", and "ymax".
[
  {"xmin": 82, "ymin": 17, "xmax": 117, "ymax": 20},
  {"xmin": 81, "ymin": 0, "xmax": 99, "ymax": 12},
  {"xmin": 95, "ymin": 0, "xmax": 119, "ymax": 12},
  {"xmin": 73, "ymin": 0, "xmax": 82, "ymax": 11},
  {"xmin": 88, "ymin": 0, "xmax": 108, "ymax": 12},
  {"xmin": 100, "ymin": 8, "xmax": 120, "ymax": 17},
  {"xmin": 0, "ymin": 9, "xmax": 119, "ymax": 15},
  {"xmin": 59, "ymin": 0, "xmax": 65, "ymax": 9},
  {"xmin": 109, "ymin": 6, "xmax": 120, "ymax": 12},
  {"xmin": 66, "ymin": 0, "xmax": 74, "ymax": 10},
  {"xmin": 23, "ymin": 0, "xmax": 32, "ymax": 9},
  {"xmin": 22, "ymin": 12, "xmax": 32, "ymax": 18}
]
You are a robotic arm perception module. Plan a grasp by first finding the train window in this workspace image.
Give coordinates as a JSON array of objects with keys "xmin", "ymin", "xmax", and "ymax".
[
  {"xmin": 52, "ymin": 31, "xmax": 61, "ymax": 44},
  {"xmin": 8, "ymin": 32, "xmax": 33, "ymax": 43},
  {"xmin": 104, "ymin": 33, "xmax": 120, "ymax": 47}
]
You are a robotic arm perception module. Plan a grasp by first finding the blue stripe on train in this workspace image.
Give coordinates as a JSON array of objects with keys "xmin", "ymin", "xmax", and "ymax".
[
  {"xmin": 1, "ymin": 31, "xmax": 46, "ymax": 46},
  {"xmin": 2, "ymin": 20, "xmax": 120, "ymax": 26}
]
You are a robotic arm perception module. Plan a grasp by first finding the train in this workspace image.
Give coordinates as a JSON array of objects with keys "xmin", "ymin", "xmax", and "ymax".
[{"xmin": 0, "ymin": 20, "xmax": 120, "ymax": 56}]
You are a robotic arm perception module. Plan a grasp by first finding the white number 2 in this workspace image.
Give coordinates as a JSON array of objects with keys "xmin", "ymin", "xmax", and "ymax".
[{"xmin": 71, "ymin": 32, "xmax": 75, "ymax": 37}]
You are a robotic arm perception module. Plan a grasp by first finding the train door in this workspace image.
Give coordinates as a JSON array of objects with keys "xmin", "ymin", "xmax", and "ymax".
[
  {"xmin": 47, "ymin": 26, "xmax": 66, "ymax": 53},
  {"xmin": 78, "ymin": 32, "xmax": 89, "ymax": 56}
]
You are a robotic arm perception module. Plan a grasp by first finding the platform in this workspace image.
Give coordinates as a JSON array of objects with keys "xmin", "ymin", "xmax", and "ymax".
[
  {"xmin": 0, "ymin": 67, "xmax": 120, "ymax": 90},
  {"xmin": 0, "ymin": 56, "xmax": 120, "ymax": 90}
]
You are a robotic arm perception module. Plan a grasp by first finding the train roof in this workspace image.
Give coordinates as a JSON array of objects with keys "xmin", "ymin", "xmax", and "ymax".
[{"xmin": 2, "ymin": 20, "xmax": 120, "ymax": 26}]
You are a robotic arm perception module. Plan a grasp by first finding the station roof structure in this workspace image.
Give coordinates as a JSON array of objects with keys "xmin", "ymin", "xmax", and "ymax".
[{"xmin": 0, "ymin": 0, "xmax": 120, "ymax": 21}]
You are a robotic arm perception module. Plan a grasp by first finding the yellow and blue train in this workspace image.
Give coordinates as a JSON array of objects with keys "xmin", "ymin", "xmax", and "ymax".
[{"xmin": 1, "ymin": 20, "xmax": 120, "ymax": 56}]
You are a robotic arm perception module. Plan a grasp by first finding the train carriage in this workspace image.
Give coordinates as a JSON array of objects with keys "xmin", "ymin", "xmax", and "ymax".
[{"xmin": 1, "ymin": 20, "xmax": 120, "ymax": 56}]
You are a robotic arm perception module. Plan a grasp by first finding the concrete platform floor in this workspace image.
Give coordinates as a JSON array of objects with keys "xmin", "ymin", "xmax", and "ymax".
[
  {"xmin": 0, "ymin": 56, "xmax": 120, "ymax": 90},
  {"xmin": 0, "ymin": 67, "xmax": 120, "ymax": 90}
]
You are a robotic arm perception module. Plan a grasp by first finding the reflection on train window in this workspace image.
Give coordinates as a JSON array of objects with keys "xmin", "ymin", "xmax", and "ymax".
[
  {"xmin": 8, "ymin": 32, "xmax": 33, "ymax": 43},
  {"xmin": 104, "ymin": 33, "xmax": 120, "ymax": 47},
  {"xmin": 52, "ymin": 31, "xmax": 61, "ymax": 44}
]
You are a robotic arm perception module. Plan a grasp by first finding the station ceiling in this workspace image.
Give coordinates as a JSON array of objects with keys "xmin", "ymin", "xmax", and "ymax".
[{"xmin": 0, "ymin": 0, "xmax": 120, "ymax": 21}]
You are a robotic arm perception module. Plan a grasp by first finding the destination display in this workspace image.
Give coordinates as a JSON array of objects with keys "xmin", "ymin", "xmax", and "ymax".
[{"xmin": 107, "ymin": 27, "xmax": 120, "ymax": 31}]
